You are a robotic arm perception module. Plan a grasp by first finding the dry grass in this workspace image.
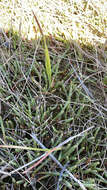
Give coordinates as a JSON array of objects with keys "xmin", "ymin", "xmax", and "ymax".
[
  {"xmin": 0, "ymin": 0, "xmax": 107, "ymax": 189},
  {"xmin": 0, "ymin": 0, "xmax": 107, "ymax": 43}
]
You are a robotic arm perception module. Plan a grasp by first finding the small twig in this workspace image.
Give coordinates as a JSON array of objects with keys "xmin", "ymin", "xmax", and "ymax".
[
  {"xmin": 56, "ymin": 126, "xmax": 94, "ymax": 148},
  {"xmin": 57, "ymin": 162, "xmax": 69, "ymax": 190},
  {"xmin": 32, "ymin": 10, "xmax": 44, "ymax": 36},
  {"xmin": 0, "ymin": 170, "xmax": 11, "ymax": 176},
  {"xmin": 23, "ymin": 147, "xmax": 59, "ymax": 174},
  {"xmin": 31, "ymin": 131, "xmax": 92, "ymax": 190},
  {"xmin": 10, "ymin": 154, "xmax": 45, "ymax": 175},
  {"xmin": 69, "ymin": 61, "xmax": 94, "ymax": 99}
]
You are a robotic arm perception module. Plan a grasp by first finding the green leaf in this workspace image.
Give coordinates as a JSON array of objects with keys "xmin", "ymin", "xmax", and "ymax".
[{"xmin": 44, "ymin": 38, "xmax": 51, "ymax": 87}]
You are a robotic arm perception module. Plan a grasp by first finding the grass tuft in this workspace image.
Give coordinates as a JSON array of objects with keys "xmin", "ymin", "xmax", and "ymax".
[{"xmin": 0, "ymin": 0, "xmax": 107, "ymax": 189}]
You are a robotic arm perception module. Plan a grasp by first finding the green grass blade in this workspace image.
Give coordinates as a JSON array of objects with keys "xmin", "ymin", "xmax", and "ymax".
[
  {"xmin": 0, "ymin": 145, "xmax": 61, "ymax": 152},
  {"xmin": 0, "ymin": 116, "xmax": 6, "ymax": 143},
  {"xmin": 32, "ymin": 11, "xmax": 51, "ymax": 87},
  {"xmin": 44, "ymin": 38, "xmax": 51, "ymax": 87}
]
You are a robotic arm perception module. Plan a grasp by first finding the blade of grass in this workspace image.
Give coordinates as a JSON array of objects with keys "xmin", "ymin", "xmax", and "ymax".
[
  {"xmin": 0, "ymin": 145, "xmax": 61, "ymax": 152},
  {"xmin": 44, "ymin": 39, "xmax": 51, "ymax": 87},
  {"xmin": 32, "ymin": 10, "xmax": 51, "ymax": 87},
  {"xmin": 0, "ymin": 116, "xmax": 6, "ymax": 143}
]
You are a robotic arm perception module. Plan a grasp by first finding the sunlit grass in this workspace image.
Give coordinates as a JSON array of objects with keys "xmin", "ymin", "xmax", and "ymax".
[{"xmin": 0, "ymin": 0, "xmax": 107, "ymax": 45}]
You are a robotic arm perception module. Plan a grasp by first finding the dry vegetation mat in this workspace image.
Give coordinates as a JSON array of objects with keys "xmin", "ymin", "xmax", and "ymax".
[{"xmin": 0, "ymin": 0, "xmax": 107, "ymax": 189}]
